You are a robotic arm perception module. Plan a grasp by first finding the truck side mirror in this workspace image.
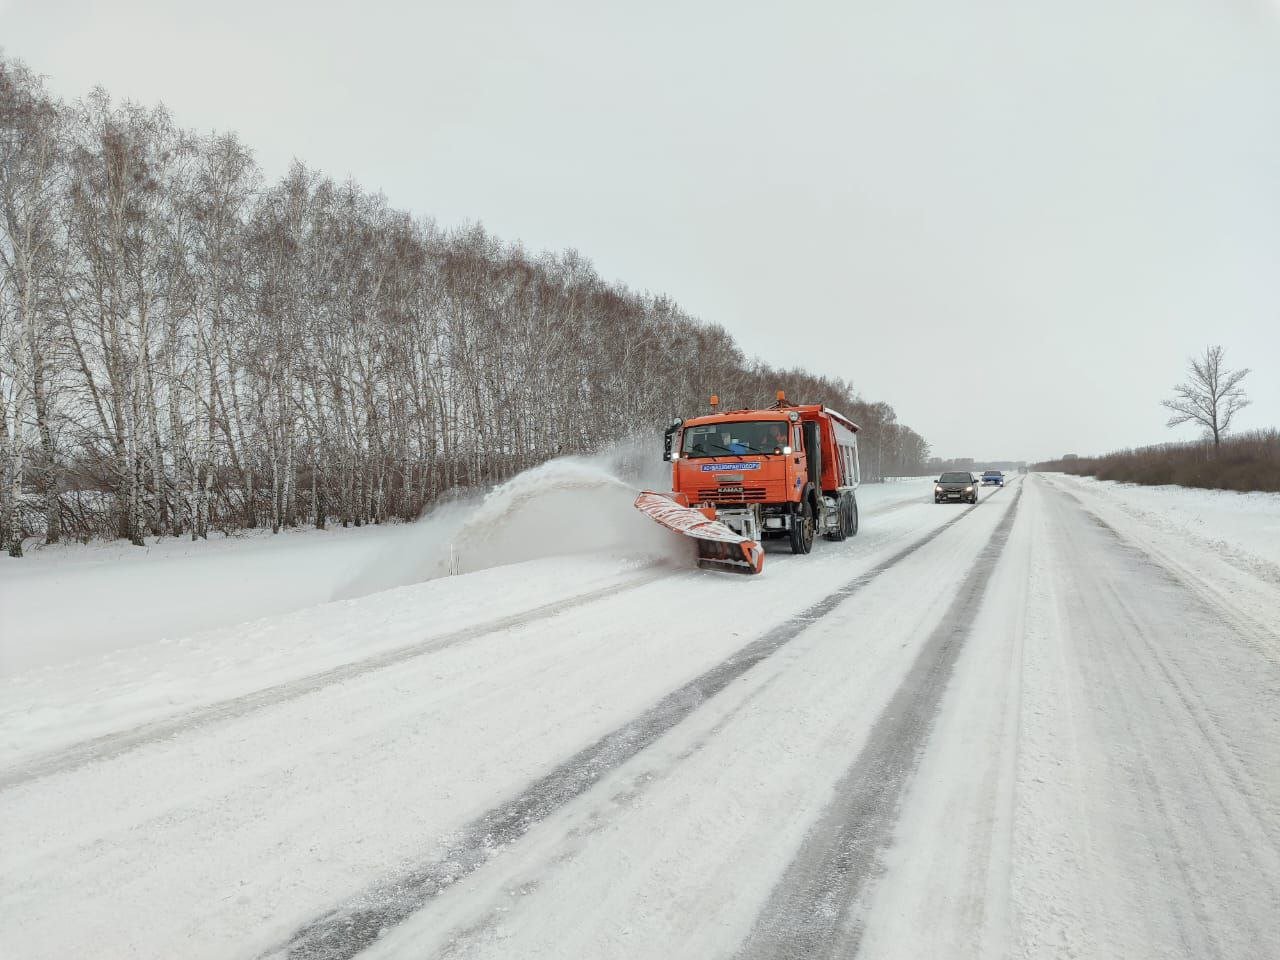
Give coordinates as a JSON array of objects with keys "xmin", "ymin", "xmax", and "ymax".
[{"xmin": 663, "ymin": 421, "xmax": 681, "ymax": 462}]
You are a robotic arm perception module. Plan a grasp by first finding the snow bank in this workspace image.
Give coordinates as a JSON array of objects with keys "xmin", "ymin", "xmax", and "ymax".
[
  {"xmin": 0, "ymin": 524, "xmax": 424, "ymax": 674},
  {"xmin": 0, "ymin": 447, "xmax": 681, "ymax": 675}
]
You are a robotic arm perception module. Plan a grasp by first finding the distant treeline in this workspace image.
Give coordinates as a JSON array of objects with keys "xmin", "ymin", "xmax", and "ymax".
[
  {"xmin": 1034, "ymin": 431, "xmax": 1279, "ymax": 493},
  {"xmin": 926, "ymin": 458, "xmax": 1027, "ymax": 475},
  {"xmin": 0, "ymin": 55, "xmax": 928, "ymax": 554}
]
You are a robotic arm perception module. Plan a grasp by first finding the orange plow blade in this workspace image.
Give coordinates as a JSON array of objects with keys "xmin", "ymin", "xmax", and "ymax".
[{"xmin": 634, "ymin": 491, "xmax": 765, "ymax": 575}]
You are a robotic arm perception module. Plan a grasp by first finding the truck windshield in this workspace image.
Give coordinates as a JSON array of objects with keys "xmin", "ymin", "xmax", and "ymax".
[{"xmin": 681, "ymin": 421, "xmax": 789, "ymax": 458}]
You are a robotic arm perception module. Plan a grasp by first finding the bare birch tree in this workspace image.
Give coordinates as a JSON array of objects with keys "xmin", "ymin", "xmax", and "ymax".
[
  {"xmin": 1, "ymin": 60, "xmax": 66, "ymax": 544},
  {"xmin": 1162, "ymin": 345, "xmax": 1251, "ymax": 448},
  {"xmin": 0, "ymin": 51, "xmax": 933, "ymax": 551}
]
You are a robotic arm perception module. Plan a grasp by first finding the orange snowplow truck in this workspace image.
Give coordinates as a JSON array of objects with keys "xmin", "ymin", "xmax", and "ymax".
[{"xmin": 635, "ymin": 391, "xmax": 861, "ymax": 573}]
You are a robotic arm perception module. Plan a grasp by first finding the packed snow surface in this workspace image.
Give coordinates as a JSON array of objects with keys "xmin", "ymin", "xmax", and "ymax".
[{"xmin": 2, "ymin": 466, "xmax": 1277, "ymax": 960}]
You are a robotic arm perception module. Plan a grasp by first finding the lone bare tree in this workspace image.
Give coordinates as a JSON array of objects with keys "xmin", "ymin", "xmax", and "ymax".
[{"xmin": 1161, "ymin": 345, "xmax": 1250, "ymax": 448}]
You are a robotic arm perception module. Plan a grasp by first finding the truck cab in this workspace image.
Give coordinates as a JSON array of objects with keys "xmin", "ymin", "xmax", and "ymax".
[{"xmin": 662, "ymin": 395, "xmax": 860, "ymax": 554}]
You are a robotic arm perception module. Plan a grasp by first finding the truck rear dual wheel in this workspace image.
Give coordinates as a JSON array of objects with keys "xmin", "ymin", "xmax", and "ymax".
[
  {"xmin": 825, "ymin": 495, "xmax": 854, "ymax": 541},
  {"xmin": 825, "ymin": 497, "xmax": 847, "ymax": 542}
]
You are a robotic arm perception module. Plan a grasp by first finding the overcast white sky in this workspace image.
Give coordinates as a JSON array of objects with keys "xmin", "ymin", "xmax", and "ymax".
[{"xmin": 4, "ymin": 0, "xmax": 1278, "ymax": 460}]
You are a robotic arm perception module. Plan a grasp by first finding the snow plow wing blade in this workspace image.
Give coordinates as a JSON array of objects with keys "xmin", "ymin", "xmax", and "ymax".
[{"xmin": 634, "ymin": 491, "xmax": 765, "ymax": 575}]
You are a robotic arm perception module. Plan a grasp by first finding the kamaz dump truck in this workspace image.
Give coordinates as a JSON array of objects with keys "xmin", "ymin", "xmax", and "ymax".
[{"xmin": 635, "ymin": 392, "xmax": 861, "ymax": 574}]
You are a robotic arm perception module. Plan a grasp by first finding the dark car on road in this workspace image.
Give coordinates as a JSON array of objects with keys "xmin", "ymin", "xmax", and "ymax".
[
  {"xmin": 935, "ymin": 472, "xmax": 977, "ymax": 504},
  {"xmin": 981, "ymin": 470, "xmax": 1004, "ymax": 486}
]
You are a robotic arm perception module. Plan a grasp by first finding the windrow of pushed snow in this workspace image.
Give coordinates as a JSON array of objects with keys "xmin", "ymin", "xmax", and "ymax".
[{"xmin": 0, "ymin": 445, "xmax": 682, "ymax": 675}]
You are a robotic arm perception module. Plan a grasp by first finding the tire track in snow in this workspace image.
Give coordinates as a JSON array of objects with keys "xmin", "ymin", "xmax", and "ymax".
[
  {"xmin": 1032, "ymin": 482, "xmax": 1280, "ymax": 956},
  {"xmin": 736, "ymin": 483, "xmax": 1023, "ymax": 960},
  {"xmin": 0, "ymin": 569, "xmax": 669, "ymax": 792},
  {"xmin": 268, "ymin": 487, "xmax": 1011, "ymax": 960},
  {"xmin": 1043, "ymin": 482, "xmax": 1280, "ymax": 863}
]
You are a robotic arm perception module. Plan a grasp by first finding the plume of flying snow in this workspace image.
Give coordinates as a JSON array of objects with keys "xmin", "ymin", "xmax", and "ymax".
[{"xmin": 336, "ymin": 436, "xmax": 685, "ymax": 593}]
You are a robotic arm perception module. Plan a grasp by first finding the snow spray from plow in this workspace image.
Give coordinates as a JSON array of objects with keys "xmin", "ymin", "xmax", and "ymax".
[
  {"xmin": 442, "ymin": 458, "xmax": 684, "ymax": 576},
  {"xmin": 341, "ymin": 444, "xmax": 751, "ymax": 592},
  {"xmin": 444, "ymin": 453, "xmax": 766, "ymax": 577}
]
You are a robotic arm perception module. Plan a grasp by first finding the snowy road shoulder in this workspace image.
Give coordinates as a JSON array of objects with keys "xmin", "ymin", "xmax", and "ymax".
[
  {"xmin": 1038, "ymin": 472, "xmax": 1280, "ymax": 643},
  {"xmin": 1039, "ymin": 473, "xmax": 1280, "ymax": 574},
  {"xmin": 0, "ymin": 554, "xmax": 663, "ymax": 772}
]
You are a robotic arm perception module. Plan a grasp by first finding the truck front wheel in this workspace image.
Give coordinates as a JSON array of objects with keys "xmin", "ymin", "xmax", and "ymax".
[{"xmin": 789, "ymin": 500, "xmax": 815, "ymax": 554}]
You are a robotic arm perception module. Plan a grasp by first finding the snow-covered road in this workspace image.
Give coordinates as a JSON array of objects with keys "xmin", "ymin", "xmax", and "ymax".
[{"xmin": 3, "ymin": 474, "xmax": 1278, "ymax": 959}]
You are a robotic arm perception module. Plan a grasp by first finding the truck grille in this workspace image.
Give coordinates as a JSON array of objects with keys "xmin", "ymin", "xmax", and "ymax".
[{"xmin": 698, "ymin": 487, "xmax": 767, "ymax": 503}]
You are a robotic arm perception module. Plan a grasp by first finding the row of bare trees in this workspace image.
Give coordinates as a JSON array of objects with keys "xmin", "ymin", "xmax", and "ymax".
[{"xmin": 0, "ymin": 56, "xmax": 928, "ymax": 555}]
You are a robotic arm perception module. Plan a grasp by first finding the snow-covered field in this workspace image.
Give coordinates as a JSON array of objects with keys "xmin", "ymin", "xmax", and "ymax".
[
  {"xmin": 2, "ymin": 467, "xmax": 1277, "ymax": 959},
  {"xmin": 0, "ymin": 522, "xmax": 446, "ymax": 674}
]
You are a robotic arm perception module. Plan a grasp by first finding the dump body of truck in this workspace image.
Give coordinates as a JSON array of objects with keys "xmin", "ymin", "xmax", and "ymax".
[{"xmin": 636, "ymin": 394, "xmax": 861, "ymax": 572}]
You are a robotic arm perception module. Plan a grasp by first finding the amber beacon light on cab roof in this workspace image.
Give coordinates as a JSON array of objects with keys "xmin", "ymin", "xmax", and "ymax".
[{"xmin": 635, "ymin": 391, "xmax": 861, "ymax": 574}]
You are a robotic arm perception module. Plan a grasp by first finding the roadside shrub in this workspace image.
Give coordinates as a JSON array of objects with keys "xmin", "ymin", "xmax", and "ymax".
[{"xmin": 1033, "ymin": 430, "xmax": 1280, "ymax": 493}]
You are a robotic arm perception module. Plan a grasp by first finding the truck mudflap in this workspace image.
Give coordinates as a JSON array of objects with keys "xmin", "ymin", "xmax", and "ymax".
[{"xmin": 634, "ymin": 491, "xmax": 765, "ymax": 575}]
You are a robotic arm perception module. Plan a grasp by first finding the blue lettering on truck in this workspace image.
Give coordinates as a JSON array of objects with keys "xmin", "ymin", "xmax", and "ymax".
[{"xmin": 700, "ymin": 462, "xmax": 762, "ymax": 472}]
